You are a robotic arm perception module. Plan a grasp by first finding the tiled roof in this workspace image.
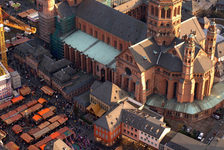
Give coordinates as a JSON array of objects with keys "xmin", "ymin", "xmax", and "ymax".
[
  {"xmin": 121, "ymin": 109, "xmax": 167, "ymax": 139},
  {"xmin": 90, "ymin": 80, "xmax": 102, "ymax": 91},
  {"xmin": 129, "ymin": 38, "xmax": 159, "ymax": 71},
  {"xmin": 62, "ymin": 73, "xmax": 94, "ymax": 94},
  {"xmin": 94, "ymin": 101, "xmax": 135, "ymax": 130},
  {"xmin": 180, "ymin": 17, "xmax": 206, "ymax": 43},
  {"xmin": 91, "ymin": 81, "xmax": 128, "ymax": 106},
  {"xmin": 73, "ymin": 91, "xmax": 90, "ymax": 107},
  {"xmin": 167, "ymin": 133, "xmax": 207, "ymax": 150},
  {"xmin": 194, "ymin": 55, "xmax": 213, "ymax": 73},
  {"xmin": 53, "ymin": 69, "xmax": 71, "ymax": 83},
  {"xmin": 158, "ymin": 53, "xmax": 182, "ymax": 72},
  {"xmin": 76, "ymin": 0, "xmax": 147, "ymax": 44}
]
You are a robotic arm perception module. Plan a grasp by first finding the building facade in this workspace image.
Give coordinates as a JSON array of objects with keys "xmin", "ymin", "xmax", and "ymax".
[
  {"xmin": 94, "ymin": 100, "xmax": 171, "ymax": 148},
  {"xmin": 38, "ymin": 0, "xmax": 224, "ymax": 121},
  {"xmin": 10, "ymin": 71, "xmax": 21, "ymax": 90},
  {"xmin": 0, "ymin": 63, "xmax": 12, "ymax": 102}
]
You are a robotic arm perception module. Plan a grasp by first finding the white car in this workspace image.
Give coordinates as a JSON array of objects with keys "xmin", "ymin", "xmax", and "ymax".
[{"xmin": 198, "ymin": 132, "xmax": 204, "ymax": 140}]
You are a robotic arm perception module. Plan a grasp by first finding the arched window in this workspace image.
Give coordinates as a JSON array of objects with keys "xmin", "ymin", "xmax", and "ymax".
[
  {"xmin": 167, "ymin": 8, "xmax": 171, "ymax": 18},
  {"xmin": 125, "ymin": 67, "xmax": 132, "ymax": 75},
  {"xmin": 178, "ymin": 6, "xmax": 181, "ymax": 15},
  {"xmin": 129, "ymin": 56, "xmax": 132, "ymax": 63},
  {"xmin": 155, "ymin": 7, "xmax": 159, "ymax": 17},
  {"xmin": 125, "ymin": 54, "xmax": 129, "ymax": 61},
  {"xmin": 146, "ymin": 80, "xmax": 150, "ymax": 90},
  {"xmin": 151, "ymin": 5, "xmax": 154, "ymax": 16},
  {"xmin": 161, "ymin": 8, "xmax": 165, "ymax": 18},
  {"xmin": 174, "ymin": 7, "xmax": 177, "ymax": 17}
]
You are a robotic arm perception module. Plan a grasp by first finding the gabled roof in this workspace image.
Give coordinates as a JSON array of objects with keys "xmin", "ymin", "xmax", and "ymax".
[
  {"xmin": 94, "ymin": 101, "xmax": 135, "ymax": 130},
  {"xmin": 180, "ymin": 17, "xmax": 206, "ymax": 43},
  {"xmin": 76, "ymin": 0, "xmax": 147, "ymax": 44},
  {"xmin": 157, "ymin": 52, "xmax": 183, "ymax": 72},
  {"xmin": 55, "ymin": 1, "xmax": 75, "ymax": 18},
  {"xmin": 194, "ymin": 55, "xmax": 213, "ymax": 73},
  {"xmin": 121, "ymin": 109, "xmax": 168, "ymax": 139},
  {"xmin": 129, "ymin": 38, "xmax": 159, "ymax": 71},
  {"xmin": 91, "ymin": 81, "xmax": 128, "ymax": 106}
]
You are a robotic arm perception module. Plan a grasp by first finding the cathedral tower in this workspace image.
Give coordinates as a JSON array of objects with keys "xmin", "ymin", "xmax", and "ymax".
[
  {"xmin": 38, "ymin": 0, "xmax": 55, "ymax": 43},
  {"xmin": 205, "ymin": 20, "xmax": 217, "ymax": 61},
  {"xmin": 177, "ymin": 33, "xmax": 196, "ymax": 103},
  {"xmin": 147, "ymin": 0, "xmax": 182, "ymax": 46}
]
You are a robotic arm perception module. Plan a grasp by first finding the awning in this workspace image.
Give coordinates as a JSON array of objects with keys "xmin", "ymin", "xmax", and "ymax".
[
  {"xmin": 41, "ymin": 86, "xmax": 54, "ymax": 96},
  {"xmin": 96, "ymin": 109, "xmax": 106, "ymax": 118},
  {"xmin": 86, "ymin": 103, "xmax": 100, "ymax": 114},
  {"xmin": 11, "ymin": 96, "xmax": 24, "ymax": 104},
  {"xmin": 12, "ymin": 125, "xmax": 23, "ymax": 134},
  {"xmin": 32, "ymin": 115, "xmax": 42, "ymax": 122},
  {"xmin": 38, "ymin": 108, "xmax": 50, "ymax": 116},
  {"xmin": 20, "ymin": 133, "xmax": 34, "ymax": 143},
  {"xmin": 37, "ymin": 98, "xmax": 47, "ymax": 104},
  {"xmin": 50, "ymin": 132, "xmax": 60, "ymax": 139},
  {"xmin": 5, "ymin": 141, "xmax": 19, "ymax": 150},
  {"xmin": 86, "ymin": 103, "xmax": 106, "ymax": 117},
  {"xmin": 0, "ymin": 101, "xmax": 12, "ymax": 110}
]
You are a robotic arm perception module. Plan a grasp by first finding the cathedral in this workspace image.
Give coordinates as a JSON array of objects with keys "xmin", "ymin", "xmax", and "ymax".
[{"xmin": 37, "ymin": 0, "xmax": 224, "ymax": 121}]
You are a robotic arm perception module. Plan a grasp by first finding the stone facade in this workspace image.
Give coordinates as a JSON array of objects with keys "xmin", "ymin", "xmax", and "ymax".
[{"xmin": 40, "ymin": 0, "xmax": 223, "ymax": 121}]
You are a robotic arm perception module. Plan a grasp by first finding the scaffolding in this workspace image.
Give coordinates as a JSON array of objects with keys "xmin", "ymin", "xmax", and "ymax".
[{"xmin": 50, "ymin": 15, "xmax": 75, "ymax": 59}]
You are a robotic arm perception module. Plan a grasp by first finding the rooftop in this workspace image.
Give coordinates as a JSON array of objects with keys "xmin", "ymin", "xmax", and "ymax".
[
  {"xmin": 94, "ymin": 101, "xmax": 136, "ymax": 131},
  {"xmin": 62, "ymin": 72, "xmax": 95, "ymax": 94},
  {"xmin": 73, "ymin": 91, "xmax": 90, "ymax": 107},
  {"xmin": 64, "ymin": 30, "xmax": 120, "ymax": 68},
  {"xmin": 121, "ymin": 109, "xmax": 168, "ymax": 139},
  {"xmin": 90, "ymin": 81, "xmax": 128, "ymax": 106},
  {"xmin": 76, "ymin": 0, "xmax": 147, "ymax": 44},
  {"xmin": 167, "ymin": 132, "xmax": 207, "ymax": 150}
]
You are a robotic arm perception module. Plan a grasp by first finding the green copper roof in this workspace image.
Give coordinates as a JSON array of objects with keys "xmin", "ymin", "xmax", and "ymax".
[
  {"xmin": 63, "ymin": 30, "xmax": 120, "ymax": 68},
  {"xmin": 63, "ymin": 30, "xmax": 98, "ymax": 52},
  {"xmin": 146, "ymin": 82, "xmax": 224, "ymax": 115}
]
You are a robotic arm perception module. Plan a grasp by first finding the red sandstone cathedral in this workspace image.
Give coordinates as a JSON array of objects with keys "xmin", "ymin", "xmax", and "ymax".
[{"xmin": 37, "ymin": 0, "xmax": 223, "ymax": 121}]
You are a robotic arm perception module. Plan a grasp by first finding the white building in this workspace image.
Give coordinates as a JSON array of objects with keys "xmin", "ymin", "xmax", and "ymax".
[
  {"xmin": 10, "ymin": 71, "xmax": 21, "ymax": 89},
  {"xmin": 0, "ymin": 63, "xmax": 12, "ymax": 102}
]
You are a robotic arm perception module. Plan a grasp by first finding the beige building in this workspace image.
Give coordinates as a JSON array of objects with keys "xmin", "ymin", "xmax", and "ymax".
[
  {"xmin": 87, "ymin": 81, "xmax": 127, "ymax": 117},
  {"xmin": 53, "ymin": 139, "xmax": 71, "ymax": 150}
]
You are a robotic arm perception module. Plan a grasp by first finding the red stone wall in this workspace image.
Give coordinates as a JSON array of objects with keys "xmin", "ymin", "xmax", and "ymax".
[{"xmin": 76, "ymin": 17, "xmax": 131, "ymax": 51}]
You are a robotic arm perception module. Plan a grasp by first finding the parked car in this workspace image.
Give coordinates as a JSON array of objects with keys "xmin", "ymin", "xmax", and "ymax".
[
  {"xmin": 186, "ymin": 127, "xmax": 192, "ymax": 133},
  {"xmin": 197, "ymin": 132, "xmax": 204, "ymax": 140},
  {"xmin": 212, "ymin": 114, "xmax": 221, "ymax": 120}
]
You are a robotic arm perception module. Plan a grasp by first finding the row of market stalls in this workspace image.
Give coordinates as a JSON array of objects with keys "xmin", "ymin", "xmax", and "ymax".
[{"xmin": 0, "ymin": 98, "xmax": 47, "ymax": 126}]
